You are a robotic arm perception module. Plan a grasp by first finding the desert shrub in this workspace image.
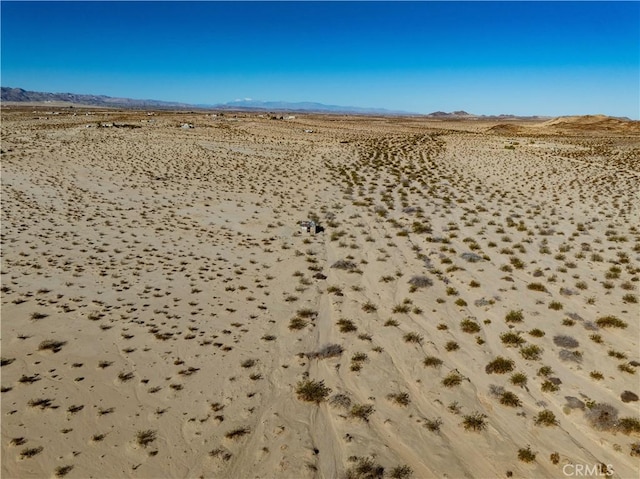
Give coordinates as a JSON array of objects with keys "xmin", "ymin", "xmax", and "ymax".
[
  {"xmin": 460, "ymin": 319, "xmax": 481, "ymax": 333},
  {"xmin": 307, "ymin": 344, "xmax": 344, "ymax": 360},
  {"xmin": 349, "ymin": 404, "xmax": 374, "ymax": 421},
  {"xmin": 617, "ymin": 417, "xmax": 640, "ymax": 435},
  {"xmin": 331, "ymin": 260, "xmax": 357, "ymax": 271},
  {"xmin": 361, "ymin": 301, "xmax": 377, "ymax": 313},
  {"xmin": 462, "ymin": 412, "xmax": 488, "ymax": 431},
  {"xmin": 485, "ymin": 356, "xmax": 515, "ymax": 374},
  {"xmin": 537, "ymin": 366, "xmax": 553, "ymax": 377},
  {"xmin": 389, "ymin": 465, "xmax": 413, "ymax": 479},
  {"xmin": 618, "ymin": 363, "xmax": 636, "ymax": 374},
  {"xmin": 518, "ymin": 446, "xmax": 536, "ymax": 463},
  {"xmin": 565, "ymin": 397, "xmax": 585, "ymax": 410},
  {"xmin": 534, "ymin": 410, "xmax": 558, "ymax": 426},
  {"xmin": 520, "ymin": 344, "xmax": 543, "ymax": 361},
  {"xmin": 423, "ymin": 356, "xmax": 443, "ymax": 368},
  {"xmin": 527, "ymin": 283, "xmax": 547, "ymax": 292},
  {"xmin": 528, "ymin": 328, "xmax": 545, "ymax": 337},
  {"xmin": 442, "ymin": 371, "xmax": 464, "ymax": 387},
  {"xmin": 408, "ymin": 275, "xmax": 432, "ymax": 289},
  {"xmin": 387, "ymin": 392, "xmax": 410, "ymax": 406},
  {"xmin": 136, "ymin": 430, "xmax": 157, "ymax": 448},
  {"xmin": 558, "ymin": 348, "xmax": 582, "ymax": 363},
  {"xmin": 296, "ymin": 379, "xmax": 331, "ymax": 404},
  {"xmin": 553, "ymin": 334, "xmax": 580, "ymax": 349},
  {"xmin": 345, "ymin": 457, "xmax": 384, "ymax": 479},
  {"xmin": 20, "ymin": 446, "xmax": 43, "ymax": 459},
  {"xmin": 595, "ymin": 316, "xmax": 627, "ymax": 329},
  {"xmin": 297, "ymin": 308, "xmax": 317, "ymax": 319},
  {"xmin": 423, "ymin": 417, "xmax": 443, "ymax": 432},
  {"xmin": 1, "ymin": 357, "xmax": 15, "ymax": 367},
  {"xmin": 505, "ymin": 310, "xmax": 524, "ymax": 323},
  {"xmin": 55, "ymin": 465, "xmax": 74, "ymax": 478},
  {"xmin": 329, "ymin": 393, "xmax": 351, "ymax": 409},
  {"xmin": 541, "ymin": 380, "xmax": 559, "ymax": 393},
  {"xmin": 584, "ymin": 403, "xmax": 618, "ymax": 431},
  {"xmin": 403, "ymin": 332, "xmax": 423, "ymax": 344},
  {"xmin": 28, "ymin": 398, "xmax": 54, "ymax": 409},
  {"xmin": 608, "ymin": 349, "xmax": 627, "ymax": 359},
  {"xmin": 548, "ymin": 301, "xmax": 563, "ymax": 311},
  {"xmin": 38, "ymin": 339, "xmax": 67, "ymax": 353},
  {"xmin": 444, "ymin": 341, "xmax": 459, "ymax": 351},
  {"xmin": 500, "ymin": 391, "xmax": 522, "ymax": 407},
  {"xmin": 225, "ymin": 427, "xmax": 251, "ymax": 440},
  {"xmin": 241, "ymin": 359, "xmax": 257, "ymax": 368},
  {"xmin": 393, "ymin": 304, "xmax": 411, "ymax": 314},
  {"xmin": 337, "ymin": 319, "xmax": 357, "ymax": 333},
  {"xmin": 289, "ymin": 317, "xmax": 308, "ymax": 330},
  {"xmin": 500, "ymin": 332, "xmax": 525, "ymax": 347},
  {"xmin": 621, "ymin": 391, "xmax": 639, "ymax": 403},
  {"xmin": 510, "ymin": 372, "xmax": 528, "ymax": 387},
  {"xmin": 623, "ymin": 294, "xmax": 637, "ymax": 303},
  {"xmin": 590, "ymin": 371, "xmax": 604, "ymax": 380},
  {"xmin": 384, "ymin": 319, "xmax": 399, "ymax": 327}
]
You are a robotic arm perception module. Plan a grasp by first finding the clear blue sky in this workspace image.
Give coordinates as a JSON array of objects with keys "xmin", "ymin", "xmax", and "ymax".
[{"xmin": 2, "ymin": 1, "xmax": 638, "ymax": 118}]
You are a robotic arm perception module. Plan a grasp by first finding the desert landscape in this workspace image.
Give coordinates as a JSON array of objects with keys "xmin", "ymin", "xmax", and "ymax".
[{"xmin": 1, "ymin": 106, "xmax": 639, "ymax": 478}]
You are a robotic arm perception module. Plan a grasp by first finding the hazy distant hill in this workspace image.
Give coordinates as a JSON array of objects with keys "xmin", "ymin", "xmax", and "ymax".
[
  {"xmin": 1, "ymin": 87, "xmax": 195, "ymax": 109},
  {"xmin": 219, "ymin": 99, "xmax": 413, "ymax": 115},
  {"xmin": 2, "ymin": 86, "xmax": 562, "ymax": 120}
]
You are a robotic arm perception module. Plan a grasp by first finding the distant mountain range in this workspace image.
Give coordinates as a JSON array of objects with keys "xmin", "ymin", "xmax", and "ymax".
[
  {"xmin": 1, "ymin": 86, "xmax": 545, "ymax": 118},
  {"xmin": 1, "ymin": 87, "xmax": 195, "ymax": 110},
  {"xmin": 218, "ymin": 98, "xmax": 412, "ymax": 115}
]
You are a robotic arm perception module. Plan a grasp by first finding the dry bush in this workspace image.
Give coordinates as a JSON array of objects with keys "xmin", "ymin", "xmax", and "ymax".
[
  {"xmin": 38, "ymin": 339, "xmax": 67, "ymax": 353},
  {"xmin": 408, "ymin": 275, "xmax": 432, "ymax": 289},
  {"xmin": 595, "ymin": 316, "xmax": 627, "ymax": 329},
  {"xmin": 307, "ymin": 344, "xmax": 344, "ymax": 360},
  {"xmin": 505, "ymin": 310, "xmax": 524, "ymax": 323},
  {"xmin": 534, "ymin": 410, "xmax": 558, "ymax": 426},
  {"xmin": 136, "ymin": 429, "xmax": 157, "ymax": 448},
  {"xmin": 518, "ymin": 446, "xmax": 536, "ymax": 463},
  {"xmin": 329, "ymin": 393, "xmax": 351, "ymax": 409},
  {"xmin": 296, "ymin": 379, "xmax": 331, "ymax": 404},
  {"xmin": 460, "ymin": 319, "xmax": 481, "ymax": 333},
  {"xmin": 345, "ymin": 457, "xmax": 384, "ymax": 479},
  {"xmin": 225, "ymin": 427, "xmax": 251, "ymax": 440},
  {"xmin": 423, "ymin": 356, "xmax": 443, "ymax": 368},
  {"xmin": 485, "ymin": 357, "xmax": 515, "ymax": 374},
  {"xmin": 349, "ymin": 404, "xmax": 374, "ymax": 422},
  {"xmin": 617, "ymin": 417, "xmax": 640, "ymax": 435},
  {"xmin": 462, "ymin": 412, "xmax": 488, "ymax": 431},
  {"xmin": 553, "ymin": 335, "xmax": 579, "ymax": 348},
  {"xmin": 584, "ymin": 403, "xmax": 618, "ymax": 431}
]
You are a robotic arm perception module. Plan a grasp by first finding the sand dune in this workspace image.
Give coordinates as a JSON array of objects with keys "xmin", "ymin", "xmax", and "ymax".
[{"xmin": 1, "ymin": 107, "xmax": 639, "ymax": 478}]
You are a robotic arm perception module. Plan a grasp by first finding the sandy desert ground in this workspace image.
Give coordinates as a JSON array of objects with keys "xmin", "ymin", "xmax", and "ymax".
[{"xmin": 1, "ymin": 106, "xmax": 639, "ymax": 478}]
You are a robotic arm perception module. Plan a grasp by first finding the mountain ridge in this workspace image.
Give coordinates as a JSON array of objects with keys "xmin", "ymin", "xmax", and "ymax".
[{"xmin": 4, "ymin": 86, "xmax": 629, "ymax": 121}]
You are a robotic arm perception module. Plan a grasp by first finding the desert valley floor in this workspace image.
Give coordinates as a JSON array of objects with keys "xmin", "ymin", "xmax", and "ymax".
[{"xmin": 1, "ymin": 107, "xmax": 639, "ymax": 479}]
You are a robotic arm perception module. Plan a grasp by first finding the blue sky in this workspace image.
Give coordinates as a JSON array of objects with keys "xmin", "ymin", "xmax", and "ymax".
[{"xmin": 2, "ymin": 1, "xmax": 638, "ymax": 118}]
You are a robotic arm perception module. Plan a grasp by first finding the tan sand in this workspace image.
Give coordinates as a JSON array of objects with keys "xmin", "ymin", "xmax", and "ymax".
[{"xmin": 1, "ymin": 107, "xmax": 639, "ymax": 478}]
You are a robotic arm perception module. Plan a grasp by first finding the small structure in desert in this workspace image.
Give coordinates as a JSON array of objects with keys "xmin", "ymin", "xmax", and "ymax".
[{"xmin": 299, "ymin": 220, "xmax": 317, "ymax": 235}]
